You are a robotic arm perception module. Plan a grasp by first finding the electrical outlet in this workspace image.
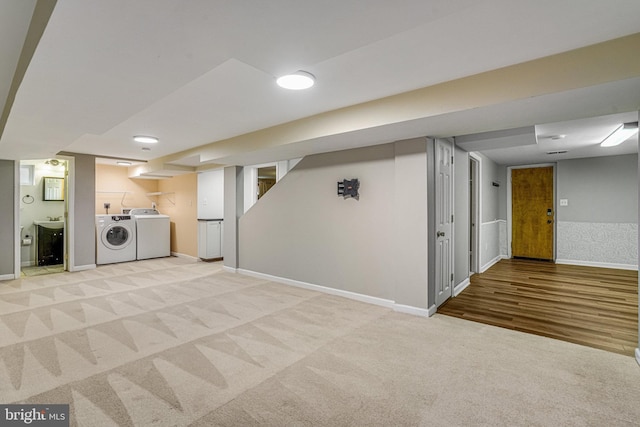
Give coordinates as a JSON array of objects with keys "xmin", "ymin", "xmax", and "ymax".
[
  {"xmin": 559, "ymin": 199, "xmax": 568, "ymax": 207},
  {"xmin": 104, "ymin": 202, "xmax": 110, "ymax": 209}
]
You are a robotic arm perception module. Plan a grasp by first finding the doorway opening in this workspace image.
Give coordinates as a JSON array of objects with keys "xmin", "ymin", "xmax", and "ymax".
[
  {"xmin": 18, "ymin": 158, "xmax": 68, "ymax": 277},
  {"xmin": 257, "ymin": 166, "xmax": 277, "ymax": 199}
]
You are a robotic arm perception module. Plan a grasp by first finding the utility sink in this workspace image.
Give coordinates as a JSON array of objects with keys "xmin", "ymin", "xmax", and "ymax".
[{"xmin": 34, "ymin": 220, "xmax": 64, "ymax": 229}]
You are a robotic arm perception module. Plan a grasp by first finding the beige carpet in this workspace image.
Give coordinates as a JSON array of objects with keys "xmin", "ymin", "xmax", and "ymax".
[{"xmin": 0, "ymin": 257, "xmax": 639, "ymax": 426}]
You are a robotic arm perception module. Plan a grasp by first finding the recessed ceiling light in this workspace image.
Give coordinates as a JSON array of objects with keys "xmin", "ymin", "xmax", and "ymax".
[
  {"xmin": 276, "ymin": 71, "xmax": 315, "ymax": 90},
  {"xmin": 133, "ymin": 135, "xmax": 159, "ymax": 143},
  {"xmin": 116, "ymin": 161, "xmax": 132, "ymax": 166},
  {"xmin": 550, "ymin": 134, "xmax": 566, "ymax": 140},
  {"xmin": 141, "ymin": 147, "xmax": 151, "ymax": 151}
]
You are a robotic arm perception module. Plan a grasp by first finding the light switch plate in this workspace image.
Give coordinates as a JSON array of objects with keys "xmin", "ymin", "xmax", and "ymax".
[{"xmin": 559, "ymin": 199, "xmax": 568, "ymax": 206}]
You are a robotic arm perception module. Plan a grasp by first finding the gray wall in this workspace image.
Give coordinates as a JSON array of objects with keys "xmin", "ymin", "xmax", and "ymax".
[
  {"xmin": 454, "ymin": 146, "xmax": 469, "ymax": 285},
  {"xmin": 557, "ymin": 154, "xmax": 637, "ymax": 223},
  {"xmin": 478, "ymin": 152, "xmax": 504, "ymax": 222},
  {"xmin": 0, "ymin": 160, "xmax": 16, "ymax": 276},
  {"xmin": 72, "ymin": 154, "xmax": 96, "ymax": 269},
  {"xmin": 239, "ymin": 140, "xmax": 428, "ymax": 308},
  {"xmin": 223, "ymin": 166, "xmax": 243, "ymax": 269}
]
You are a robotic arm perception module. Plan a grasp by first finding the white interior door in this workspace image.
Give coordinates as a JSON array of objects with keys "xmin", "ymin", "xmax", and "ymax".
[{"xmin": 435, "ymin": 138, "xmax": 453, "ymax": 307}]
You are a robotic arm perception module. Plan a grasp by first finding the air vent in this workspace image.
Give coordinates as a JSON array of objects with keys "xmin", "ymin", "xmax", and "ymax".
[{"xmin": 546, "ymin": 150, "xmax": 568, "ymax": 155}]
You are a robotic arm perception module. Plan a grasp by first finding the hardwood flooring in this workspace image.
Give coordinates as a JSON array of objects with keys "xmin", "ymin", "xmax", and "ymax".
[{"xmin": 438, "ymin": 259, "xmax": 638, "ymax": 356}]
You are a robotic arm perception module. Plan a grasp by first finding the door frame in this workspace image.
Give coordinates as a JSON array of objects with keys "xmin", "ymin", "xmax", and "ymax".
[
  {"xmin": 469, "ymin": 153, "xmax": 481, "ymax": 274},
  {"xmin": 506, "ymin": 163, "xmax": 556, "ymax": 260},
  {"xmin": 434, "ymin": 137, "xmax": 454, "ymax": 308}
]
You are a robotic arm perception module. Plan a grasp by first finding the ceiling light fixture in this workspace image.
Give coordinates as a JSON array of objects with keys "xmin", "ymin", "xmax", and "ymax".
[
  {"xmin": 276, "ymin": 71, "xmax": 315, "ymax": 90},
  {"xmin": 133, "ymin": 135, "xmax": 159, "ymax": 144},
  {"xmin": 116, "ymin": 161, "xmax": 132, "ymax": 166},
  {"xmin": 600, "ymin": 122, "xmax": 638, "ymax": 147}
]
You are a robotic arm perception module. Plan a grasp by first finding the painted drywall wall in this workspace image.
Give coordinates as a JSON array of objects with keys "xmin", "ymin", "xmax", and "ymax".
[
  {"xmin": 239, "ymin": 143, "xmax": 396, "ymax": 302},
  {"xmin": 0, "ymin": 160, "xmax": 16, "ymax": 276},
  {"xmin": 392, "ymin": 138, "xmax": 428, "ymax": 307},
  {"xmin": 197, "ymin": 169, "xmax": 224, "ymax": 219},
  {"xmin": 556, "ymin": 154, "xmax": 638, "ymax": 267},
  {"xmin": 454, "ymin": 146, "xmax": 469, "ymax": 285},
  {"xmin": 223, "ymin": 166, "xmax": 243, "ymax": 269},
  {"xmin": 476, "ymin": 153, "xmax": 506, "ymax": 270},
  {"xmin": 557, "ymin": 154, "xmax": 637, "ymax": 223},
  {"xmin": 71, "ymin": 154, "xmax": 96, "ymax": 270},
  {"xmin": 239, "ymin": 140, "xmax": 429, "ymax": 309},
  {"xmin": 95, "ymin": 164, "xmax": 158, "ymax": 214},
  {"xmin": 157, "ymin": 173, "xmax": 198, "ymax": 257}
]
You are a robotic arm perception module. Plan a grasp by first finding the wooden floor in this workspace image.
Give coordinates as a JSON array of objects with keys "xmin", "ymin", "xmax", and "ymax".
[{"xmin": 438, "ymin": 259, "xmax": 638, "ymax": 356}]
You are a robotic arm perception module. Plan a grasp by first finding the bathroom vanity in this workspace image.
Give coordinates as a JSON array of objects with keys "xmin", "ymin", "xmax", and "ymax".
[{"xmin": 34, "ymin": 220, "xmax": 64, "ymax": 266}]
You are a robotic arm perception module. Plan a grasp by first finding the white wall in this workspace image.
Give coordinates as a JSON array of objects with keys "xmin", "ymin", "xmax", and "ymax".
[{"xmin": 197, "ymin": 169, "xmax": 224, "ymax": 219}]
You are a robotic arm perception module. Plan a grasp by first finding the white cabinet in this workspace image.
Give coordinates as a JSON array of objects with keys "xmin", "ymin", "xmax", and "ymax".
[
  {"xmin": 198, "ymin": 220, "xmax": 223, "ymax": 259},
  {"xmin": 197, "ymin": 169, "xmax": 224, "ymax": 220}
]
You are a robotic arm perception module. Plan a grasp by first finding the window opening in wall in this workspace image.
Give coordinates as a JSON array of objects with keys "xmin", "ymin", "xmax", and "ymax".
[{"xmin": 257, "ymin": 166, "xmax": 277, "ymax": 199}]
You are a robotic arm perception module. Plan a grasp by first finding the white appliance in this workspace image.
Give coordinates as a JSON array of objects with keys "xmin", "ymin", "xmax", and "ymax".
[
  {"xmin": 95, "ymin": 214, "xmax": 137, "ymax": 264},
  {"xmin": 129, "ymin": 208, "xmax": 170, "ymax": 260}
]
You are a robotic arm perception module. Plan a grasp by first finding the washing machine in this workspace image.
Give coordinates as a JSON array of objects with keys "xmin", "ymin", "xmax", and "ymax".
[
  {"xmin": 129, "ymin": 208, "xmax": 170, "ymax": 260},
  {"xmin": 95, "ymin": 214, "xmax": 137, "ymax": 264}
]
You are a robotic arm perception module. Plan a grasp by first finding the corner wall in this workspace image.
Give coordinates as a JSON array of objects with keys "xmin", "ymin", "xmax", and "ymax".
[
  {"xmin": 238, "ymin": 140, "xmax": 428, "ymax": 310},
  {"xmin": 0, "ymin": 160, "xmax": 16, "ymax": 277},
  {"xmin": 158, "ymin": 173, "xmax": 198, "ymax": 258}
]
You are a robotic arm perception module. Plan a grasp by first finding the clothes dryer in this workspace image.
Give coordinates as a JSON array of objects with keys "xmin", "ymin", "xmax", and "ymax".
[
  {"xmin": 129, "ymin": 208, "xmax": 171, "ymax": 260},
  {"xmin": 95, "ymin": 214, "xmax": 137, "ymax": 264}
]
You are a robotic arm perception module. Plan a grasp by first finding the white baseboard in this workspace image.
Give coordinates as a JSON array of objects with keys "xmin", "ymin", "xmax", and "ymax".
[
  {"xmin": 454, "ymin": 278, "xmax": 470, "ymax": 296},
  {"xmin": 394, "ymin": 304, "xmax": 430, "ymax": 317},
  {"xmin": 480, "ymin": 255, "xmax": 505, "ymax": 273},
  {"xmin": 21, "ymin": 260, "xmax": 35, "ymax": 267},
  {"xmin": 171, "ymin": 252, "xmax": 199, "ymax": 261},
  {"xmin": 238, "ymin": 268, "xmax": 396, "ymax": 309},
  {"xmin": 70, "ymin": 264, "xmax": 96, "ymax": 272},
  {"xmin": 555, "ymin": 259, "xmax": 638, "ymax": 271},
  {"xmin": 223, "ymin": 266, "xmax": 237, "ymax": 273},
  {"xmin": 0, "ymin": 274, "xmax": 16, "ymax": 281},
  {"xmin": 636, "ymin": 348, "xmax": 640, "ymax": 367}
]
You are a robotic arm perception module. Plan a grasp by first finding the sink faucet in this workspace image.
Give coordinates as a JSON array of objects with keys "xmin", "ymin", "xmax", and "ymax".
[{"xmin": 47, "ymin": 216, "xmax": 61, "ymax": 221}]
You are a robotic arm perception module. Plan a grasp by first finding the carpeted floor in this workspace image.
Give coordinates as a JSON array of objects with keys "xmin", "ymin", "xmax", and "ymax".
[{"xmin": 1, "ymin": 257, "xmax": 639, "ymax": 426}]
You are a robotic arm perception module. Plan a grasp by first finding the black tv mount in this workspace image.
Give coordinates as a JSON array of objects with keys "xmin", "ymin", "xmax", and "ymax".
[{"xmin": 337, "ymin": 178, "xmax": 359, "ymax": 199}]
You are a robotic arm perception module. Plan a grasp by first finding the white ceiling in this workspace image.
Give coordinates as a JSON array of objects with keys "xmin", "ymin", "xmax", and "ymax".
[{"xmin": 1, "ymin": 0, "xmax": 640, "ymax": 167}]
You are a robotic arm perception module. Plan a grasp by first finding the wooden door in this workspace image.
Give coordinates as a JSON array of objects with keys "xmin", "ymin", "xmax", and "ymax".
[
  {"xmin": 435, "ymin": 138, "xmax": 453, "ymax": 307},
  {"xmin": 511, "ymin": 166, "xmax": 554, "ymax": 260}
]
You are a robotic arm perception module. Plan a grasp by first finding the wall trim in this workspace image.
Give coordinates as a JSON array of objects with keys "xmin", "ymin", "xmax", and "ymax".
[
  {"xmin": 0, "ymin": 274, "xmax": 16, "ymax": 281},
  {"xmin": 70, "ymin": 264, "xmax": 96, "ymax": 272},
  {"xmin": 238, "ymin": 268, "xmax": 396, "ymax": 309},
  {"xmin": 394, "ymin": 304, "xmax": 430, "ymax": 317},
  {"xmin": 481, "ymin": 219, "xmax": 506, "ymax": 226},
  {"xmin": 555, "ymin": 259, "xmax": 638, "ymax": 271},
  {"xmin": 636, "ymin": 348, "xmax": 640, "ymax": 367},
  {"xmin": 454, "ymin": 278, "xmax": 470, "ymax": 296},
  {"xmin": 171, "ymin": 252, "xmax": 199, "ymax": 261},
  {"xmin": 480, "ymin": 255, "xmax": 506, "ymax": 273},
  {"xmin": 223, "ymin": 266, "xmax": 238, "ymax": 273}
]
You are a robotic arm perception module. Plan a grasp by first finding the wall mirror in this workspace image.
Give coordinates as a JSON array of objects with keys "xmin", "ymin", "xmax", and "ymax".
[{"xmin": 43, "ymin": 176, "xmax": 64, "ymax": 201}]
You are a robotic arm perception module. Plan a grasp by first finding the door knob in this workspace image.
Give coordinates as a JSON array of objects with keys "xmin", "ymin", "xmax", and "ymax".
[{"xmin": 437, "ymin": 231, "xmax": 445, "ymax": 237}]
